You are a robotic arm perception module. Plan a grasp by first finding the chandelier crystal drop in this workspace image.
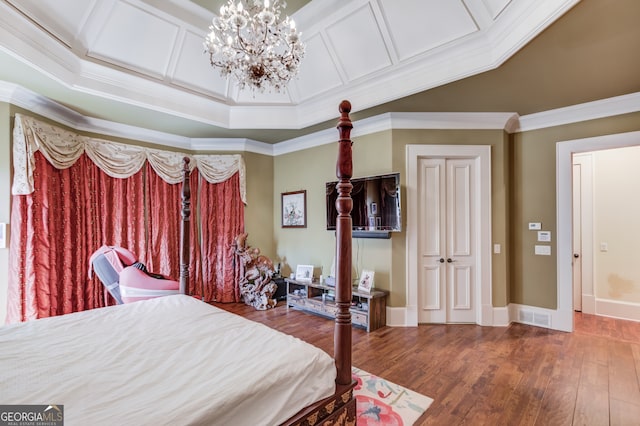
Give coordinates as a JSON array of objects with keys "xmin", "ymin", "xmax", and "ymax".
[{"xmin": 203, "ymin": 0, "xmax": 305, "ymax": 92}]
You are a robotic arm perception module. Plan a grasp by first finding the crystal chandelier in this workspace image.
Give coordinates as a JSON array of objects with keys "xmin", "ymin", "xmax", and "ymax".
[{"xmin": 203, "ymin": 0, "xmax": 305, "ymax": 92}]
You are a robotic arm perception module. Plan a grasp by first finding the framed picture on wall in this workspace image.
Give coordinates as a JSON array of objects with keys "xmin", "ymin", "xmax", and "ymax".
[{"xmin": 282, "ymin": 190, "xmax": 307, "ymax": 228}]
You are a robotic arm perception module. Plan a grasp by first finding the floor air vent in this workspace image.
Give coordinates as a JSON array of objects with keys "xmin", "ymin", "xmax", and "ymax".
[{"xmin": 518, "ymin": 309, "xmax": 551, "ymax": 328}]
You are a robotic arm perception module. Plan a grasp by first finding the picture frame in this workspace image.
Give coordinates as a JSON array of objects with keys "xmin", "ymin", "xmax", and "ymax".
[
  {"xmin": 295, "ymin": 264, "xmax": 314, "ymax": 283},
  {"xmin": 357, "ymin": 269, "xmax": 374, "ymax": 293},
  {"xmin": 282, "ymin": 190, "xmax": 307, "ymax": 228},
  {"xmin": 370, "ymin": 202, "xmax": 378, "ymax": 215},
  {"xmin": 368, "ymin": 216, "xmax": 376, "ymax": 230}
]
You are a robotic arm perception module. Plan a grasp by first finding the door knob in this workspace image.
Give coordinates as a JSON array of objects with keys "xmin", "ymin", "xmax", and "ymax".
[
  {"xmin": 573, "ymin": 253, "xmax": 579, "ymax": 258},
  {"xmin": 439, "ymin": 258, "xmax": 445, "ymax": 263},
  {"xmin": 447, "ymin": 258, "xmax": 453, "ymax": 263}
]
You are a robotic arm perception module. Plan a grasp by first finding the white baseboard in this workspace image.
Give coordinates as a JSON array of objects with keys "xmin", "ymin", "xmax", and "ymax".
[
  {"xmin": 492, "ymin": 306, "xmax": 510, "ymax": 326},
  {"xmin": 385, "ymin": 306, "xmax": 511, "ymax": 327},
  {"xmin": 582, "ymin": 294, "xmax": 596, "ymax": 314},
  {"xmin": 385, "ymin": 303, "xmax": 581, "ymax": 331},
  {"xmin": 386, "ymin": 306, "xmax": 412, "ymax": 326},
  {"xmin": 509, "ymin": 303, "xmax": 572, "ymax": 331},
  {"xmin": 595, "ymin": 299, "xmax": 640, "ymax": 322}
]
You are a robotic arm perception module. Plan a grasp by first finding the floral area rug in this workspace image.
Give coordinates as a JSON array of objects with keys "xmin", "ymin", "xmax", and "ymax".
[{"xmin": 352, "ymin": 367, "xmax": 433, "ymax": 425}]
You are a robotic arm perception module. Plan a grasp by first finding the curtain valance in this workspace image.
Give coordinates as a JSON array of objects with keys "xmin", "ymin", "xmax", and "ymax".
[{"xmin": 11, "ymin": 114, "xmax": 247, "ymax": 203}]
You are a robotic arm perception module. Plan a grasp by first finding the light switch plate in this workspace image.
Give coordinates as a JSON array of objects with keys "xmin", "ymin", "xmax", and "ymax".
[{"xmin": 535, "ymin": 245, "xmax": 551, "ymax": 255}]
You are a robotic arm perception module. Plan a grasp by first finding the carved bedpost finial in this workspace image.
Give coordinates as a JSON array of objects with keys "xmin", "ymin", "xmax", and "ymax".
[
  {"xmin": 180, "ymin": 157, "xmax": 191, "ymax": 296},
  {"xmin": 336, "ymin": 100, "xmax": 353, "ymax": 180}
]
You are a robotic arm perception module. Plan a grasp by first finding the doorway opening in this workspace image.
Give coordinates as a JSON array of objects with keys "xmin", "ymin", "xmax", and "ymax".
[{"xmin": 557, "ymin": 130, "xmax": 640, "ymax": 331}]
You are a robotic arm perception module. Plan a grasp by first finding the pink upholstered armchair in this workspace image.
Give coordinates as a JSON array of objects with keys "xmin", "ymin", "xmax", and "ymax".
[{"xmin": 89, "ymin": 246, "xmax": 179, "ymax": 304}]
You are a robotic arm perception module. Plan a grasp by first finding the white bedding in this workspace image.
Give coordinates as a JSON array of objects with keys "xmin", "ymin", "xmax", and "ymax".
[{"xmin": 0, "ymin": 295, "xmax": 336, "ymax": 425}]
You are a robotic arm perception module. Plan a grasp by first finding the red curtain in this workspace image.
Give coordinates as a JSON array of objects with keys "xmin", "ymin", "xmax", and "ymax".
[
  {"xmin": 6, "ymin": 152, "xmax": 145, "ymax": 322},
  {"xmin": 145, "ymin": 163, "xmax": 202, "ymax": 296},
  {"xmin": 7, "ymin": 153, "xmax": 245, "ymax": 323},
  {"xmin": 199, "ymin": 173, "xmax": 245, "ymax": 302}
]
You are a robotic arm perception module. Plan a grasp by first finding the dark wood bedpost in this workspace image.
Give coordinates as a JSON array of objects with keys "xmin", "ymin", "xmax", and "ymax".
[
  {"xmin": 180, "ymin": 157, "xmax": 191, "ymax": 295},
  {"xmin": 334, "ymin": 100, "xmax": 353, "ymax": 386}
]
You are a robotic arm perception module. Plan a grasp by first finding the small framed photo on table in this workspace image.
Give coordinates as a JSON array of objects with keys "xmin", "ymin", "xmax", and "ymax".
[
  {"xmin": 358, "ymin": 270, "xmax": 374, "ymax": 293},
  {"xmin": 282, "ymin": 190, "xmax": 307, "ymax": 228},
  {"xmin": 295, "ymin": 264, "xmax": 314, "ymax": 283}
]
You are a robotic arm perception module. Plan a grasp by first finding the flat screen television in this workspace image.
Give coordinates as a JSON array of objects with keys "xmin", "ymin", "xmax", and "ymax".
[{"xmin": 326, "ymin": 173, "xmax": 401, "ymax": 236}]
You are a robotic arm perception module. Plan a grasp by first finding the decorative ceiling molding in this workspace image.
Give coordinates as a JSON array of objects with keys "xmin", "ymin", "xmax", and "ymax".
[
  {"xmin": 3, "ymin": 81, "xmax": 637, "ymax": 157},
  {"xmin": 0, "ymin": 0, "xmax": 580, "ymax": 133}
]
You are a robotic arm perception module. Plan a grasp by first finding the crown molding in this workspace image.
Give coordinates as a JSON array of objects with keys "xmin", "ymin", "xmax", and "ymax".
[
  {"xmin": 190, "ymin": 138, "xmax": 273, "ymax": 156},
  {"xmin": 2, "ymin": 81, "xmax": 639, "ymax": 156},
  {"xmin": 515, "ymin": 92, "xmax": 640, "ymax": 132}
]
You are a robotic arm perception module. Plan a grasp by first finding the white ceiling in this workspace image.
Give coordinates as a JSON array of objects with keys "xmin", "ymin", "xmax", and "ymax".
[{"xmin": 0, "ymin": 0, "xmax": 579, "ymax": 143}]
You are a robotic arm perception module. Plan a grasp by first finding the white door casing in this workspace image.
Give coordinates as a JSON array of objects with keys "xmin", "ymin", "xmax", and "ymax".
[
  {"xmin": 407, "ymin": 144, "xmax": 492, "ymax": 326},
  {"xmin": 572, "ymin": 162, "xmax": 582, "ymax": 311}
]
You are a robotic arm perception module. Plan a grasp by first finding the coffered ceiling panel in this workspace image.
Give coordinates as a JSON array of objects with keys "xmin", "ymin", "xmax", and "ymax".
[
  {"xmin": 325, "ymin": 4, "xmax": 392, "ymax": 82},
  {"xmin": 7, "ymin": 0, "xmax": 96, "ymax": 48},
  {"xmin": 380, "ymin": 0, "xmax": 479, "ymax": 61},
  {"xmin": 294, "ymin": 34, "xmax": 344, "ymax": 101},
  {"xmin": 88, "ymin": 1, "xmax": 180, "ymax": 78},
  {"xmin": 171, "ymin": 29, "xmax": 228, "ymax": 98}
]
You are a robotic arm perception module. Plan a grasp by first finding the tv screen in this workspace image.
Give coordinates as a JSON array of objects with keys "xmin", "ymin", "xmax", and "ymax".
[{"xmin": 326, "ymin": 173, "xmax": 401, "ymax": 232}]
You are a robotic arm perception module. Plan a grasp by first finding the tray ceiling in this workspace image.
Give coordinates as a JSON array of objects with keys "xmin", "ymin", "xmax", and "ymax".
[{"xmin": 0, "ymin": 0, "xmax": 579, "ymax": 142}]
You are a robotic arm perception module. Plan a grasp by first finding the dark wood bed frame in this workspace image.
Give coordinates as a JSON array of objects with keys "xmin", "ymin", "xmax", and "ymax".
[{"xmin": 178, "ymin": 101, "xmax": 357, "ymax": 425}]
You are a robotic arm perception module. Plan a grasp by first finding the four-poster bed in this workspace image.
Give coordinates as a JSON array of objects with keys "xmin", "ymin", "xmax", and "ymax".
[{"xmin": 0, "ymin": 101, "xmax": 357, "ymax": 425}]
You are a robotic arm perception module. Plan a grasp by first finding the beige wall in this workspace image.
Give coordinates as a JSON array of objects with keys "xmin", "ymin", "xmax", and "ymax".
[
  {"xmin": 273, "ymin": 131, "xmax": 394, "ymax": 294},
  {"xmin": 392, "ymin": 129, "xmax": 510, "ymax": 308},
  {"xmin": 242, "ymin": 151, "xmax": 275, "ymax": 259},
  {"xmin": 274, "ymin": 112, "xmax": 640, "ymax": 312},
  {"xmin": 593, "ymin": 146, "xmax": 640, "ymax": 304},
  {"xmin": 0, "ymin": 103, "xmax": 10, "ymax": 322},
  {"xmin": 273, "ymin": 128, "xmax": 511, "ymax": 308},
  {"xmin": 512, "ymin": 112, "xmax": 640, "ymax": 309}
]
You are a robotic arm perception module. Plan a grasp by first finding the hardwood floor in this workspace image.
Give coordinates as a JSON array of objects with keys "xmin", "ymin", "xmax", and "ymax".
[{"xmin": 213, "ymin": 302, "xmax": 640, "ymax": 425}]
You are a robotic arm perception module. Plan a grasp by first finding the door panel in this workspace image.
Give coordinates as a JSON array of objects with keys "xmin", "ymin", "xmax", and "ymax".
[
  {"xmin": 418, "ymin": 159, "xmax": 446, "ymax": 323},
  {"xmin": 419, "ymin": 157, "xmax": 477, "ymax": 323},
  {"xmin": 449, "ymin": 162, "xmax": 471, "ymax": 256},
  {"xmin": 421, "ymin": 265, "xmax": 441, "ymax": 310}
]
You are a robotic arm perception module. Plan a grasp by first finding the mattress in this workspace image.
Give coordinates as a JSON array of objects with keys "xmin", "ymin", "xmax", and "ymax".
[{"xmin": 0, "ymin": 295, "xmax": 336, "ymax": 425}]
